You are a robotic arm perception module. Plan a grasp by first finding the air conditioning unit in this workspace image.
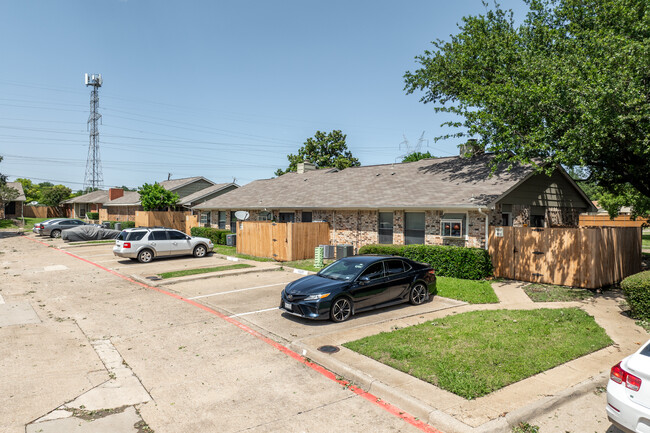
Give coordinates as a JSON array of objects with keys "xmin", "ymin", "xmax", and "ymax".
[
  {"xmin": 226, "ymin": 234, "xmax": 236, "ymax": 246},
  {"xmin": 336, "ymin": 244, "xmax": 353, "ymax": 259},
  {"xmin": 319, "ymin": 245, "xmax": 335, "ymax": 259}
]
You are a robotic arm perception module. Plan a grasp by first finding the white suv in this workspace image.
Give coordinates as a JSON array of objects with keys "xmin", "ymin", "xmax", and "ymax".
[{"xmin": 113, "ymin": 227, "xmax": 213, "ymax": 263}]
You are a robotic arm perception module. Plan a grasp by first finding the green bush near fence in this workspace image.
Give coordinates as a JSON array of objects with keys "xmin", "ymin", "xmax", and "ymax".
[
  {"xmin": 86, "ymin": 212, "xmax": 99, "ymax": 220},
  {"xmin": 358, "ymin": 244, "xmax": 493, "ymax": 280},
  {"xmin": 190, "ymin": 227, "xmax": 233, "ymax": 245},
  {"xmin": 104, "ymin": 221, "xmax": 136, "ymax": 230},
  {"xmin": 621, "ymin": 271, "xmax": 650, "ymax": 321}
]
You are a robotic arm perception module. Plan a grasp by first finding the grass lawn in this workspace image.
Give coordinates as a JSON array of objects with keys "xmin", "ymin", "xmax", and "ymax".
[
  {"xmin": 343, "ymin": 308, "xmax": 612, "ymax": 399},
  {"xmin": 0, "ymin": 217, "xmax": 51, "ymax": 230},
  {"xmin": 436, "ymin": 276, "xmax": 499, "ymax": 304},
  {"xmin": 281, "ymin": 259, "xmax": 334, "ymax": 273},
  {"xmin": 159, "ymin": 263, "xmax": 253, "ymax": 279},
  {"xmin": 212, "ymin": 245, "xmax": 274, "ymax": 262},
  {"xmin": 643, "ymin": 231, "xmax": 650, "ymax": 249},
  {"xmin": 523, "ymin": 283, "xmax": 595, "ymax": 302}
]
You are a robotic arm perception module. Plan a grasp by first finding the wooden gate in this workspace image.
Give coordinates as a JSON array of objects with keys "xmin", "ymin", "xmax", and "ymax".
[
  {"xmin": 488, "ymin": 226, "xmax": 641, "ymax": 288},
  {"xmin": 236, "ymin": 221, "xmax": 330, "ymax": 261}
]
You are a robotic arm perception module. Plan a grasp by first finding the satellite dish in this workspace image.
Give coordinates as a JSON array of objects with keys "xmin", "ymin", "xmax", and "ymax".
[{"xmin": 234, "ymin": 211, "xmax": 250, "ymax": 221}]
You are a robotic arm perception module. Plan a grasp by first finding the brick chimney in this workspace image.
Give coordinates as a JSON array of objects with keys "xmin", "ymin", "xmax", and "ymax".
[
  {"xmin": 297, "ymin": 161, "xmax": 316, "ymax": 174},
  {"xmin": 109, "ymin": 188, "xmax": 124, "ymax": 201}
]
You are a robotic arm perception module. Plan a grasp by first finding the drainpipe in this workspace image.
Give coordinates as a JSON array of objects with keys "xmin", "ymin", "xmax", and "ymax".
[{"xmin": 477, "ymin": 207, "xmax": 489, "ymax": 250}]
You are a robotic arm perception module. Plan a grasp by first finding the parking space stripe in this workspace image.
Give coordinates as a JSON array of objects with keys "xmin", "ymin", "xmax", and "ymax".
[
  {"xmin": 23, "ymin": 235, "xmax": 443, "ymax": 433},
  {"xmin": 0, "ymin": 293, "xmax": 4, "ymax": 304},
  {"xmin": 229, "ymin": 307, "xmax": 279, "ymax": 318},
  {"xmin": 188, "ymin": 282, "xmax": 289, "ymax": 300}
]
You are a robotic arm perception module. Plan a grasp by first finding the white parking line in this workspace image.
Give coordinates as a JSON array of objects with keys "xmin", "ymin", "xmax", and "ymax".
[
  {"xmin": 229, "ymin": 307, "xmax": 279, "ymax": 318},
  {"xmin": 188, "ymin": 282, "xmax": 289, "ymax": 300},
  {"xmin": 0, "ymin": 293, "xmax": 4, "ymax": 304}
]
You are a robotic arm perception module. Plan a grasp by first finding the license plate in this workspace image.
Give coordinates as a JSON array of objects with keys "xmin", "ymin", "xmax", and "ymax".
[{"xmin": 284, "ymin": 302, "xmax": 292, "ymax": 311}]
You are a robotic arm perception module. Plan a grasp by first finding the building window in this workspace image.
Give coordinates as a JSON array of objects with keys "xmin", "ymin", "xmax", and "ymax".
[
  {"xmin": 404, "ymin": 212, "xmax": 425, "ymax": 245},
  {"xmin": 441, "ymin": 220, "xmax": 463, "ymax": 237},
  {"xmin": 531, "ymin": 215, "xmax": 545, "ymax": 228},
  {"xmin": 501, "ymin": 213, "xmax": 511, "ymax": 226},
  {"xmin": 441, "ymin": 213, "xmax": 466, "ymax": 238},
  {"xmin": 218, "ymin": 211, "xmax": 227, "ymax": 229},
  {"xmin": 378, "ymin": 212, "xmax": 393, "ymax": 244},
  {"xmin": 200, "ymin": 211, "xmax": 211, "ymax": 226},
  {"xmin": 258, "ymin": 211, "xmax": 272, "ymax": 221},
  {"xmin": 230, "ymin": 214, "xmax": 237, "ymax": 233},
  {"xmin": 301, "ymin": 211, "xmax": 312, "ymax": 222},
  {"xmin": 279, "ymin": 212, "xmax": 295, "ymax": 223}
]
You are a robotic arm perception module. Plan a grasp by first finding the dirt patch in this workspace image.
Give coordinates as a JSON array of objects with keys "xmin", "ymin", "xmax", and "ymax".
[{"xmin": 66, "ymin": 405, "xmax": 129, "ymax": 421}]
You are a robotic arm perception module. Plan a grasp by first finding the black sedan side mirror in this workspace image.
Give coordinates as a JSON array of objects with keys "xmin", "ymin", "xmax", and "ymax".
[{"xmin": 358, "ymin": 275, "xmax": 370, "ymax": 284}]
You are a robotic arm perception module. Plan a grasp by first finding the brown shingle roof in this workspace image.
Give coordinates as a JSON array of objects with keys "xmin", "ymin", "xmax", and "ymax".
[
  {"xmin": 102, "ymin": 191, "xmax": 141, "ymax": 206},
  {"xmin": 63, "ymin": 190, "xmax": 110, "ymax": 204},
  {"xmin": 158, "ymin": 176, "xmax": 214, "ymax": 191},
  {"xmin": 195, "ymin": 154, "xmax": 534, "ymax": 210},
  {"xmin": 177, "ymin": 183, "xmax": 237, "ymax": 205},
  {"xmin": 5, "ymin": 182, "xmax": 26, "ymax": 201}
]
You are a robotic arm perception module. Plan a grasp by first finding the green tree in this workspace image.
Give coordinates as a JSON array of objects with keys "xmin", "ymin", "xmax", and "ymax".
[
  {"xmin": 138, "ymin": 183, "xmax": 179, "ymax": 211},
  {"xmin": 40, "ymin": 185, "xmax": 72, "ymax": 207},
  {"xmin": 0, "ymin": 156, "xmax": 7, "ymax": 186},
  {"xmin": 404, "ymin": 0, "xmax": 650, "ymax": 216},
  {"xmin": 402, "ymin": 151, "xmax": 435, "ymax": 163},
  {"xmin": 16, "ymin": 178, "xmax": 39, "ymax": 203},
  {"xmin": 275, "ymin": 130, "xmax": 360, "ymax": 176}
]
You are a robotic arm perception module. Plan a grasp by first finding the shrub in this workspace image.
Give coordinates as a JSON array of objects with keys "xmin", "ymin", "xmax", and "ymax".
[
  {"xmin": 86, "ymin": 212, "xmax": 99, "ymax": 220},
  {"xmin": 358, "ymin": 244, "xmax": 493, "ymax": 280},
  {"xmin": 104, "ymin": 220, "xmax": 136, "ymax": 230},
  {"xmin": 621, "ymin": 271, "xmax": 650, "ymax": 320},
  {"xmin": 191, "ymin": 227, "xmax": 233, "ymax": 245}
]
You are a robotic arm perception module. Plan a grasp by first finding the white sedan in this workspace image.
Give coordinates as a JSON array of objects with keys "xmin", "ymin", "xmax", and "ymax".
[{"xmin": 607, "ymin": 340, "xmax": 650, "ymax": 432}]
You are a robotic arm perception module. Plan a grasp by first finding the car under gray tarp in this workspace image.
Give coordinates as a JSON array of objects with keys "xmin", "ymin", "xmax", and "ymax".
[{"xmin": 62, "ymin": 225, "xmax": 121, "ymax": 241}]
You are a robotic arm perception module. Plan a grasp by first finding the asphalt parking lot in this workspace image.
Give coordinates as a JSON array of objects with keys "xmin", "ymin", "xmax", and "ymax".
[{"xmin": 2, "ymin": 233, "xmax": 454, "ymax": 433}]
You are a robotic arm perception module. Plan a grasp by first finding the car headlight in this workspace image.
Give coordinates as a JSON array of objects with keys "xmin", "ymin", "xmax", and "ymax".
[{"xmin": 304, "ymin": 293, "xmax": 330, "ymax": 301}]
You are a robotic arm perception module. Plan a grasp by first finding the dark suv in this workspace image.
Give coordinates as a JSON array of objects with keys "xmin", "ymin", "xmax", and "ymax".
[{"xmin": 113, "ymin": 227, "xmax": 213, "ymax": 263}]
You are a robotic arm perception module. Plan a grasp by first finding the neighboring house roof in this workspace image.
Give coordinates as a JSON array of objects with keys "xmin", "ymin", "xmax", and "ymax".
[
  {"xmin": 159, "ymin": 176, "xmax": 215, "ymax": 191},
  {"xmin": 102, "ymin": 191, "xmax": 141, "ymax": 206},
  {"xmin": 177, "ymin": 183, "xmax": 238, "ymax": 206},
  {"xmin": 5, "ymin": 182, "xmax": 26, "ymax": 201},
  {"xmin": 63, "ymin": 190, "xmax": 110, "ymax": 205},
  {"xmin": 194, "ymin": 154, "xmax": 594, "ymax": 212}
]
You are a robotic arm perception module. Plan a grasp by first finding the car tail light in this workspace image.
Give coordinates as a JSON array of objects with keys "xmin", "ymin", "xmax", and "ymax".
[
  {"xmin": 427, "ymin": 269, "xmax": 436, "ymax": 276},
  {"xmin": 39, "ymin": 224, "xmax": 44, "ymax": 229},
  {"xmin": 123, "ymin": 242, "xmax": 131, "ymax": 249},
  {"xmin": 611, "ymin": 362, "xmax": 642, "ymax": 391}
]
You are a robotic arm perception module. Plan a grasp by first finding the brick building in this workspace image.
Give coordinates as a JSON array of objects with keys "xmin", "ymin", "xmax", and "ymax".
[{"xmin": 194, "ymin": 153, "xmax": 595, "ymax": 252}]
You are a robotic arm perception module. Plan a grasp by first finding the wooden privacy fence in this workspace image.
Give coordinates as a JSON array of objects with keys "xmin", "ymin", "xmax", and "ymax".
[
  {"xmin": 185, "ymin": 214, "xmax": 198, "ymax": 235},
  {"xmin": 579, "ymin": 214, "xmax": 648, "ymax": 228},
  {"xmin": 135, "ymin": 211, "xmax": 190, "ymax": 232},
  {"xmin": 237, "ymin": 221, "xmax": 330, "ymax": 261},
  {"xmin": 23, "ymin": 205, "xmax": 63, "ymax": 218},
  {"xmin": 488, "ymin": 226, "xmax": 641, "ymax": 288}
]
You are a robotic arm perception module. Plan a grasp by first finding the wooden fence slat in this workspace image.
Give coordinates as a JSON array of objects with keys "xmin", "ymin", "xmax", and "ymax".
[{"xmin": 237, "ymin": 221, "xmax": 330, "ymax": 261}]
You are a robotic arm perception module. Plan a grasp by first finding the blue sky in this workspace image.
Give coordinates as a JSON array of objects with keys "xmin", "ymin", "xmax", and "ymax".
[{"xmin": 0, "ymin": 0, "xmax": 528, "ymax": 189}]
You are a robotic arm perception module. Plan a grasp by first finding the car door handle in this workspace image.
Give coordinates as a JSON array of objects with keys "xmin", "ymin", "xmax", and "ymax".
[{"xmin": 150, "ymin": 242, "xmax": 156, "ymax": 245}]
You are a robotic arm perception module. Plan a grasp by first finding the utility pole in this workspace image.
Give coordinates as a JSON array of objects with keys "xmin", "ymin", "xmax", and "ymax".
[{"xmin": 83, "ymin": 73, "xmax": 104, "ymax": 192}]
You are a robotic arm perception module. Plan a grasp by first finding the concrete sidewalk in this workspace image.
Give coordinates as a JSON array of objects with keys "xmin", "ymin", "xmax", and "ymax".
[{"xmin": 291, "ymin": 280, "xmax": 648, "ymax": 433}]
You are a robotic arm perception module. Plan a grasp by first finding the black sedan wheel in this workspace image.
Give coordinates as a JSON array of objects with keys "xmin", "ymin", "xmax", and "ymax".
[
  {"xmin": 330, "ymin": 297, "xmax": 352, "ymax": 322},
  {"xmin": 409, "ymin": 282, "xmax": 428, "ymax": 305},
  {"xmin": 193, "ymin": 245, "xmax": 207, "ymax": 258}
]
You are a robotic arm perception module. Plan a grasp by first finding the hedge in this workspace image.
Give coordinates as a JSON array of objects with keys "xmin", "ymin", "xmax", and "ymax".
[
  {"xmin": 358, "ymin": 244, "xmax": 493, "ymax": 280},
  {"xmin": 190, "ymin": 227, "xmax": 233, "ymax": 245},
  {"xmin": 86, "ymin": 212, "xmax": 99, "ymax": 220},
  {"xmin": 103, "ymin": 221, "xmax": 136, "ymax": 230},
  {"xmin": 621, "ymin": 271, "xmax": 650, "ymax": 321}
]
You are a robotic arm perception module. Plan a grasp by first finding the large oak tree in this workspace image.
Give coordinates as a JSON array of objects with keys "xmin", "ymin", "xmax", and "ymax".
[{"xmin": 404, "ymin": 0, "xmax": 650, "ymax": 215}]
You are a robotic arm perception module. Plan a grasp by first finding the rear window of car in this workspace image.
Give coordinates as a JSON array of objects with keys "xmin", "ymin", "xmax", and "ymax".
[
  {"xmin": 127, "ymin": 231, "xmax": 148, "ymax": 241},
  {"xmin": 641, "ymin": 343, "xmax": 650, "ymax": 357},
  {"xmin": 385, "ymin": 260, "xmax": 405, "ymax": 275},
  {"xmin": 117, "ymin": 231, "xmax": 127, "ymax": 241}
]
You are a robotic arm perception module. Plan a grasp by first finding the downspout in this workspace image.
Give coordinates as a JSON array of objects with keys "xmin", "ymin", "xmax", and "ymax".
[{"xmin": 477, "ymin": 207, "xmax": 489, "ymax": 250}]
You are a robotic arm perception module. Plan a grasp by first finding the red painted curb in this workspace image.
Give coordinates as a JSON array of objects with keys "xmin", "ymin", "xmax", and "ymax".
[{"xmin": 24, "ymin": 235, "xmax": 444, "ymax": 433}]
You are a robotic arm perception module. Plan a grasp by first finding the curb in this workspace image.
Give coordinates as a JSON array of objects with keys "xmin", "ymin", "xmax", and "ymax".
[
  {"xmin": 135, "ymin": 265, "xmax": 280, "ymax": 287},
  {"xmin": 289, "ymin": 339, "xmax": 609, "ymax": 433}
]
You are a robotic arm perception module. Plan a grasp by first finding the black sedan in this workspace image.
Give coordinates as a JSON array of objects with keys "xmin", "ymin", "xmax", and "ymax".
[{"xmin": 280, "ymin": 255, "xmax": 436, "ymax": 322}]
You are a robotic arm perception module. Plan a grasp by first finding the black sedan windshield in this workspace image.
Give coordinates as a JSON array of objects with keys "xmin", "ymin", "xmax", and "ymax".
[{"xmin": 317, "ymin": 258, "xmax": 366, "ymax": 281}]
